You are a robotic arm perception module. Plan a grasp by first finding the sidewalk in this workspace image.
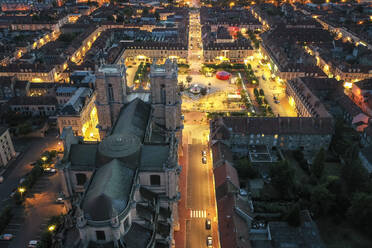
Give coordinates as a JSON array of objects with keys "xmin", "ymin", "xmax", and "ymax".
[{"xmin": 174, "ymin": 133, "xmax": 189, "ymax": 248}]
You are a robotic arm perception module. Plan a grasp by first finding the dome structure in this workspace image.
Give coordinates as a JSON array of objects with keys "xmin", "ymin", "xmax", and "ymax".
[
  {"xmin": 216, "ymin": 71, "xmax": 231, "ymax": 80},
  {"xmin": 98, "ymin": 134, "xmax": 141, "ymax": 159}
]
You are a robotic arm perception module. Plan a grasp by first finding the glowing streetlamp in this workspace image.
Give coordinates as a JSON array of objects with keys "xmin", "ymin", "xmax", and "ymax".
[
  {"xmin": 41, "ymin": 156, "xmax": 47, "ymax": 162},
  {"xmin": 18, "ymin": 187, "xmax": 25, "ymax": 198},
  {"xmin": 48, "ymin": 225, "xmax": 56, "ymax": 232}
]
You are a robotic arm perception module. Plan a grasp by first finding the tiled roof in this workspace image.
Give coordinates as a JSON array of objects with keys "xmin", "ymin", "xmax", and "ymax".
[
  {"xmin": 82, "ymin": 159, "xmax": 135, "ymax": 221},
  {"xmin": 214, "ymin": 163, "xmax": 239, "ymax": 189},
  {"xmin": 8, "ymin": 96, "xmax": 57, "ymax": 106},
  {"xmin": 211, "ymin": 117, "xmax": 334, "ymax": 136}
]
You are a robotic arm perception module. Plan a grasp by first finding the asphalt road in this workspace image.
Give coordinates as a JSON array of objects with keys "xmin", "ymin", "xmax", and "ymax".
[{"xmin": 186, "ymin": 141, "xmax": 216, "ymax": 248}]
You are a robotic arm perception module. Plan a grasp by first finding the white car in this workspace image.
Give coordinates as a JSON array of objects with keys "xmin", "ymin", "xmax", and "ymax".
[
  {"xmin": 28, "ymin": 240, "xmax": 39, "ymax": 248},
  {"xmin": 44, "ymin": 167, "xmax": 57, "ymax": 174},
  {"xmin": 239, "ymin": 189, "xmax": 248, "ymax": 196},
  {"xmin": 207, "ymin": 236, "xmax": 213, "ymax": 247},
  {"xmin": 202, "ymin": 157, "xmax": 207, "ymax": 164}
]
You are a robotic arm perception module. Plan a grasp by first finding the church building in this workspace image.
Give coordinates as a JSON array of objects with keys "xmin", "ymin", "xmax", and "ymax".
[{"xmin": 57, "ymin": 59, "xmax": 182, "ymax": 248}]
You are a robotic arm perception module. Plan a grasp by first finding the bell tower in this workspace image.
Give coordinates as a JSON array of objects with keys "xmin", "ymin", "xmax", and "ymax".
[
  {"xmin": 150, "ymin": 59, "xmax": 182, "ymax": 133},
  {"xmin": 95, "ymin": 64, "xmax": 127, "ymax": 139}
]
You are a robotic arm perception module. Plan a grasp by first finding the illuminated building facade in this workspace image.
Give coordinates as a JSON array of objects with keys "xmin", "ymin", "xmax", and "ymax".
[{"xmin": 57, "ymin": 87, "xmax": 100, "ymax": 141}]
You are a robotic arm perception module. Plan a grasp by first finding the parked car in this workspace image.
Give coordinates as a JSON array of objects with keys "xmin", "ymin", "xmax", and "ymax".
[
  {"xmin": 274, "ymin": 100, "xmax": 280, "ymax": 104},
  {"xmin": 205, "ymin": 219, "xmax": 211, "ymax": 230},
  {"xmin": 239, "ymin": 189, "xmax": 248, "ymax": 196},
  {"xmin": 207, "ymin": 236, "xmax": 213, "ymax": 247},
  {"xmin": 0, "ymin": 234, "xmax": 13, "ymax": 240},
  {"xmin": 28, "ymin": 240, "xmax": 39, "ymax": 248},
  {"xmin": 44, "ymin": 167, "xmax": 56, "ymax": 174},
  {"xmin": 201, "ymin": 150, "xmax": 207, "ymax": 156},
  {"xmin": 202, "ymin": 157, "xmax": 207, "ymax": 164}
]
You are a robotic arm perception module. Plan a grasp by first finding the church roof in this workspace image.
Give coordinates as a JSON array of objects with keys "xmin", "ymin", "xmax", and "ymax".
[
  {"xmin": 82, "ymin": 159, "xmax": 135, "ymax": 221},
  {"xmin": 69, "ymin": 144, "xmax": 98, "ymax": 168},
  {"xmin": 111, "ymin": 98, "xmax": 151, "ymax": 142},
  {"xmin": 140, "ymin": 144, "xmax": 169, "ymax": 171}
]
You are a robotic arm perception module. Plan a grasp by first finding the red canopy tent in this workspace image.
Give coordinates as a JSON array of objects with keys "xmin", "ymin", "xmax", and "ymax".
[{"xmin": 216, "ymin": 71, "xmax": 231, "ymax": 80}]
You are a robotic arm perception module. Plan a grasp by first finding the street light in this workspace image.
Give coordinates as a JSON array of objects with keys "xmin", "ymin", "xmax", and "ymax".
[
  {"xmin": 48, "ymin": 225, "xmax": 56, "ymax": 232},
  {"xmin": 41, "ymin": 156, "xmax": 47, "ymax": 162},
  {"xmin": 18, "ymin": 187, "xmax": 25, "ymax": 197}
]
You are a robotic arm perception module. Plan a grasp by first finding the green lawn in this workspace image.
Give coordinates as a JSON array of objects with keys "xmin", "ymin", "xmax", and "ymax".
[{"xmin": 317, "ymin": 218, "xmax": 372, "ymax": 248}]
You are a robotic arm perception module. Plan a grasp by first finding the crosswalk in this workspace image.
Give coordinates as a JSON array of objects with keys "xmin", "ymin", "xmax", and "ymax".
[{"xmin": 189, "ymin": 210, "xmax": 207, "ymax": 218}]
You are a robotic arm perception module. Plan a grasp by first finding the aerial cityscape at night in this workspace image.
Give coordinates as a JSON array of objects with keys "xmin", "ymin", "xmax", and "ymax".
[{"xmin": 0, "ymin": 0, "xmax": 372, "ymax": 247}]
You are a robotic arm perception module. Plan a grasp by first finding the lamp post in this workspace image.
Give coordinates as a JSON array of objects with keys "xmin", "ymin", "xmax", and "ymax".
[
  {"xmin": 48, "ymin": 225, "xmax": 56, "ymax": 232},
  {"xmin": 18, "ymin": 187, "xmax": 25, "ymax": 198}
]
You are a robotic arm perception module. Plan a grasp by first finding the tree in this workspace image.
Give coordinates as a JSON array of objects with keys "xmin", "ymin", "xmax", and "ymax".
[
  {"xmin": 310, "ymin": 184, "xmax": 335, "ymax": 217},
  {"xmin": 259, "ymin": 89, "xmax": 264, "ymax": 96},
  {"xmin": 311, "ymin": 148, "xmax": 326, "ymax": 178},
  {"xmin": 253, "ymin": 88, "xmax": 259, "ymax": 97},
  {"xmin": 186, "ymin": 75, "xmax": 193, "ymax": 83},
  {"xmin": 116, "ymin": 15, "xmax": 124, "ymax": 23},
  {"xmin": 154, "ymin": 12, "xmax": 160, "ymax": 21},
  {"xmin": 341, "ymin": 159, "xmax": 369, "ymax": 194},
  {"xmin": 236, "ymin": 158, "xmax": 259, "ymax": 179},
  {"xmin": 348, "ymin": 192, "xmax": 372, "ymax": 236},
  {"xmin": 270, "ymin": 160, "xmax": 295, "ymax": 195},
  {"xmin": 286, "ymin": 204, "xmax": 301, "ymax": 227}
]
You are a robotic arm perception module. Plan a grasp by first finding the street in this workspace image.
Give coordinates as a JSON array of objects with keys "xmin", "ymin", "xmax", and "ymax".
[
  {"xmin": 247, "ymin": 52, "xmax": 297, "ymax": 117},
  {"xmin": 176, "ymin": 113, "xmax": 219, "ymax": 248}
]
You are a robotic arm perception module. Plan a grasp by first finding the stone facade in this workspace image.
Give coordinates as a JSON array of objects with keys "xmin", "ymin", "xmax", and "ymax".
[
  {"xmin": 95, "ymin": 64, "xmax": 127, "ymax": 139},
  {"xmin": 150, "ymin": 59, "xmax": 182, "ymax": 133},
  {"xmin": 210, "ymin": 117, "xmax": 334, "ymax": 156}
]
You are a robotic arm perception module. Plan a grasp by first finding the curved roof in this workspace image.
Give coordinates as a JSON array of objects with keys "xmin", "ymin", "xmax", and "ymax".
[
  {"xmin": 111, "ymin": 98, "xmax": 151, "ymax": 142},
  {"xmin": 98, "ymin": 134, "xmax": 141, "ymax": 159},
  {"xmin": 82, "ymin": 159, "xmax": 135, "ymax": 221}
]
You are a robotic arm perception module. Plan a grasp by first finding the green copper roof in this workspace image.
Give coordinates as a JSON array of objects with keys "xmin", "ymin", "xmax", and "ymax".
[
  {"xmin": 140, "ymin": 145, "xmax": 169, "ymax": 171},
  {"xmin": 69, "ymin": 144, "xmax": 97, "ymax": 167},
  {"xmin": 82, "ymin": 159, "xmax": 135, "ymax": 221},
  {"xmin": 111, "ymin": 98, "xmax": 151, "ymax": 142},
  {"xmin": 98, "ymin": 134, "xmax": 141, "ymax": 159}
]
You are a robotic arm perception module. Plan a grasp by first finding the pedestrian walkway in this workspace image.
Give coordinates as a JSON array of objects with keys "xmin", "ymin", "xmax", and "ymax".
[{"xmin": 189, "ymin": 209, "xmax": 207, "ymax": 218}]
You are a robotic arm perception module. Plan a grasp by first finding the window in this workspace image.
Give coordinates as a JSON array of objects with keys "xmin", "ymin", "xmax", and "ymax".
[
  {"xmin": 76, "ymin": 173, "xmax": 87, "ymax": 186},
  {"xmin": 96, "ymin": 230, "xmax": 105, "ymax": 241},
  {"xmin": 150, "ymin": 175, "xmax": 161, "ymax": 186},
  {"xmin": 108, "ymin": 83, "xmax": 114, "ymax": 101},
  {"xmin": 160, "ymin": 84, "xmax": 166, "ymax": 104}
]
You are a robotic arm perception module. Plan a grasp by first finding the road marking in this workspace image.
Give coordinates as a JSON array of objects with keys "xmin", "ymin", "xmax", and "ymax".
[{"xmin": 190, "ymin": 210, "xmax": 207, "ymax": 218}]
